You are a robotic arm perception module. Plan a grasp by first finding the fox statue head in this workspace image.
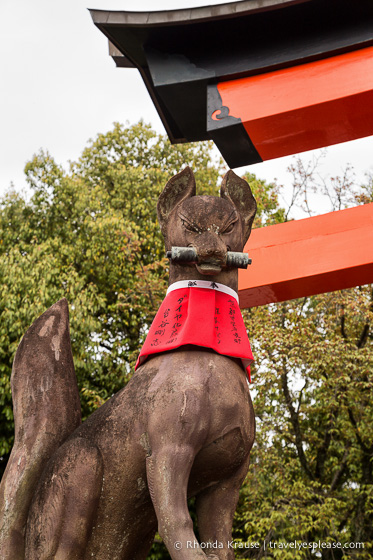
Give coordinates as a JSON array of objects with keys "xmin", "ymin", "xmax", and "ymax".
[{"xmin": 157, "ymin": 166, "xmax": 257, "ymax": 291}]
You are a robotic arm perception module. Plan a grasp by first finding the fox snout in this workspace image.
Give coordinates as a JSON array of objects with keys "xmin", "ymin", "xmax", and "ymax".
[{"xmin": 190, "ymin": 232, "xmax": 227, "ymax": 274}]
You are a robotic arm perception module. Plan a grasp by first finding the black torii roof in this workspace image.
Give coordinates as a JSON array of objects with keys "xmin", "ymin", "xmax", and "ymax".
[{"xmin": 90, "ymin": 0, "xmax": 373, "ymax": 167}]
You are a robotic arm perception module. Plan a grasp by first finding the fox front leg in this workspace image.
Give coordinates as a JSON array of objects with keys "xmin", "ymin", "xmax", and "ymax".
[
  {"xmin": 146, "ymin": 446, "xmax": 220, "ymax": 560},
  {"xmin": 146, "ymin": 444, "xmax": 208, "ymax": 560},
  {"xmin": 195, "ymin": 456, "xmax": 252, "ymax": 560},
  {"xmin": 144, "ymin": 368, "xmax": 213, "ymax": 560}
]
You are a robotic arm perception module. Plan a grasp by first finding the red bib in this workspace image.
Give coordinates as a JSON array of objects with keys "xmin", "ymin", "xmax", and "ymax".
[{"xmin": 135, "ymin": 280, "xmax": 254, "ymax": 382}]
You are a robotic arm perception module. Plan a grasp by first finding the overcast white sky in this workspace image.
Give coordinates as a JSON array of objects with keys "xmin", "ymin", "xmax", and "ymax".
[{"xmin": 1, "ymin": 0, "xmax": 373, "ymax": 204}]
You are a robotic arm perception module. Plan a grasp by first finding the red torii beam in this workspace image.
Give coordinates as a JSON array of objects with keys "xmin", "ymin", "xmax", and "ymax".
[
  {"xmin": 214, "ymin": 46, "xmax": 373, "ymax": 163},
  {"xmin": 239, "ymin": 203, "xmax": 373, "ymax": 307}
]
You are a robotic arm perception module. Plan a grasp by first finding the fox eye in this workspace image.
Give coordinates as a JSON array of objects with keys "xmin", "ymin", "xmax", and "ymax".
[
  {"xmin": 222, "ymin": 223, "xmax": 234, "ymax": 234},
  {"xmin": 181, "ymin": 219, "xmax": 200, "ymax": 233}
]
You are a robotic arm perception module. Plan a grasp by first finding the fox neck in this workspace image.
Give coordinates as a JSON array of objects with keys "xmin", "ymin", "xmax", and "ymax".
[{"xmin": 168, "ymin": 262, "xmax": 238, "ymax": 293}]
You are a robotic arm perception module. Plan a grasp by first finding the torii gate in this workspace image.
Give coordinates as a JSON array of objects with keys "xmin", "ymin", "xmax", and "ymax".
[{"xmin": 90, "ymin": 0, "xmax": 373, "ymax": 307}]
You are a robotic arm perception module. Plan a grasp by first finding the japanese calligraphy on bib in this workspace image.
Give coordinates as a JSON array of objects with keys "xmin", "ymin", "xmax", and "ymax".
[{"xmin": 136, "ymin": 280, "xmax": 254, "ymax": 381}]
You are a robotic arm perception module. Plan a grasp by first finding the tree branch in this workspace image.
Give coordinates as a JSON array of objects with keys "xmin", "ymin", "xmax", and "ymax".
[
  {"xmin": 357, "ymin": 285, "xmax": 373, "ymax": 349},
  {"xmin": 254, "ymin": 527, "xmax": 276, "ymax": 560},
  {"xmin": 340, "ymin": 304, "xmax": 348, "ymax": 339},
  {"xmin": 330, "ymin": 447, "xmax": 349, "ymax": 492},
  {"xmin": 315, "ymin": 429, "xmax": 332, "ymax": 482},
  {"xmin": 281, "ymin": 371, "xmax": 314, "ymax": 480},
  {"xmin": 296, "ymin": 381, "xmax": 307, "ymax": 415},
  {"xmin": 348, "ymin": 407, "xmax": 369, "ymax": 454},
  {"xmin": 357, "ymin": 323, "xmax": 370, "ymax": 349}
]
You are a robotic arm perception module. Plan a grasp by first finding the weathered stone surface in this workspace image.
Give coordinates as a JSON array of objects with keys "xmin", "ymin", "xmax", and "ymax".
[
  {"xmin": 0, "ymin": 299, "xmax": 81, "ymax": 559},
  {"xmin": 1, "ymin": 167, "xmax": 257, "ymax": 560}
]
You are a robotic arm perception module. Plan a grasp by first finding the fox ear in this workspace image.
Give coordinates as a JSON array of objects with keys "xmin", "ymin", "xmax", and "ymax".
[
  {"xmin": 220, "ymin": 170, "xmax": 257, "ymax": 244},
  {"xmin": 157, "ymin": 167, "xmax": 196, "ymax": 235}
]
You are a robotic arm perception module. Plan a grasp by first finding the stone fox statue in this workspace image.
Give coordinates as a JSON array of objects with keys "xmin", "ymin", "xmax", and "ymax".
[{"xmin": 0, "ymin": 167, "xmax": 257, "ymax": 560}]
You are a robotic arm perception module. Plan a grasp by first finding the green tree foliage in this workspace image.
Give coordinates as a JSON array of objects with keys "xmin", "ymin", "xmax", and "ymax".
[
  {"xmin": 0, "ymin": 123, "xmax": 372, "ymax": 558},
  {"xmin": 236, "ymin": 287, "xmax": 373, "ymax": 559},
  {"xmin": 234, "ymin": 163, "xmax": 373, "ymax": 559},
  {"xmin": 0, "ymin": 122, "xmax": 222, "ymax": 468}
]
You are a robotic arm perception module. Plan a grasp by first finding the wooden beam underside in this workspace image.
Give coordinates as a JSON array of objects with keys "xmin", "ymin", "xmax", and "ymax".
[{"xmin": 217, "ymin": 46, "xmax": 373, "ymax": 162}]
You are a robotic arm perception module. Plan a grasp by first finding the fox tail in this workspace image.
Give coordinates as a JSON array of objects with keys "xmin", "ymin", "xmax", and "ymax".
[{"xmin": 0, "ymin": 299, "xmax": 81, "ymax": 559}]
